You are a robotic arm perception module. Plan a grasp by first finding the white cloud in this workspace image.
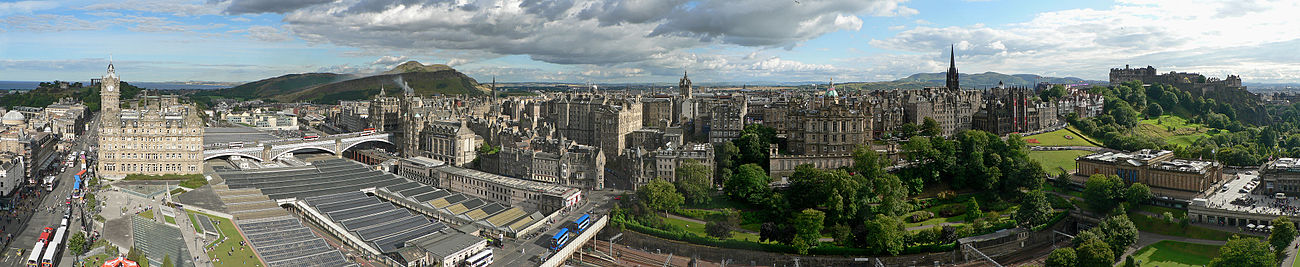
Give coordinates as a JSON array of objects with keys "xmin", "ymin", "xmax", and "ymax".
[
  {"xmin": 82, "ymin": 0, "xmax": 224, "ymax": 16},
  {"xmin": 277, "ymin": 0, "xmax": 914, "ymax": 67},
  {"xmin": 0, "ymin": 1, "xmax": 58, "ymax": 16},
  {"xmin": 371, "ymin": 55, "xmax": 408, "ymax": 66},
  {"xmin": 867, "ymin": 0, "xmax": 1300, "ymax": 83},
  {"xmin": 238, "ymin": 25, "xmax": 291, "ymax": 42}
]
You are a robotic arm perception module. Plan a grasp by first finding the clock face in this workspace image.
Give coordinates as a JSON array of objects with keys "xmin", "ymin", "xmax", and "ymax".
[{"xmin": 106, "ymin": 84, "xmax": 116, "ymax": 92}]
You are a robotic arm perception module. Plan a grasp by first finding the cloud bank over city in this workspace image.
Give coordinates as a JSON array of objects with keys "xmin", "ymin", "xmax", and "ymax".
[{"xmin": 2, "ymin": 0, "xmax": 1299, "ymax": 84}]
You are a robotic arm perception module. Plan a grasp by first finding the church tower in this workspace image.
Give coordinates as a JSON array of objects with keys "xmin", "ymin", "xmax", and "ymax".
[
  {"xmin": 946, "ymin": 45, "xmax": 959, "ymax": 91},
  {"xmin": 679, "ymin": 70, "xmax": 693, "ymax": 99},
  {"xmin": 102, "ymin": 60, "xmax": 121, "ymax": 117}
]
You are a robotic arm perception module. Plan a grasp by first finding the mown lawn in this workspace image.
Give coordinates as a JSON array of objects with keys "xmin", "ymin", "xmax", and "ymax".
[
  {"xmin": 1132, "ymin": 240, "xmax": 1221, "ymax": 267},
  {"xmin": 193, "ymin": 211, "xmax": 263, "ymax": 267},
  {"xmin": 1029, "ymin": 150, "xmax": 1093, "ymax": 174},
  {"xmin": 139, "ymin": 209, "xmax": 154, "ymax": 220},
  {"xmin": 1023, "ymin": 127, "xmax": 1098, "ymax": 147},
  {"xmin": 164, "ymin": 215, "xmax": 176, "ymax": 225},
  {"xmin": 1138, "ymin": 205, "xmax": 1188, "ymax": 219},
  {"xmin": 1130, "ymin": 213, "xmax": 1235, "ymax": 241},
  {"xmin": 661, "ymin": 215, "xmax": 763, "ymax": 243}
]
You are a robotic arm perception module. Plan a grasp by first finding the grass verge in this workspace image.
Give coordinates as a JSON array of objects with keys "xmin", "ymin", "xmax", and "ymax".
[
  {"xmin": 1130, "ymin": 213, "xmax": 1234, "ymax": 241},
  {"xmin": 1132, "ymin": 240, "xmax": 1221, "ymax": 267},
  {"xmin": 1028, "ymin": 150, "xmax": 1093, "ymax": 174}
]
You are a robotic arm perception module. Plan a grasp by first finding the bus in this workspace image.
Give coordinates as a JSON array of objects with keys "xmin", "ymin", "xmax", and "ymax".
[
  {"xmin": 303, "ymin": 135, "xmax": 320, "ymax": 141},
  {"xmin": 573, "ymin": 214, "xmax": 592, "ymax": 234},
  {"xmin": 43, "ymin": 176, "xmax": 57, "ymax": 192},
  {"xmin": 28, "ymin": 227, "xmax": 52, "ymax": 267},
  {"xmin": 41, "ymin": 226, "xmax": 66, "ymax": 267},
  {"xmin": 361, "ymin": 128, "xmax": 377, "ymax": 136},
  {"xmin": 229, "ymin": 141, "xmax": 245, "ymax": 148},
  {"xmin": 550, "ymin": 228, "xmax": 571, "ymax": 250}
]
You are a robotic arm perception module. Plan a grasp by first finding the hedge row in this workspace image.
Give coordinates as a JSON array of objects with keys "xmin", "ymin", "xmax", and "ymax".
[{"xmin": 615, "ymin": 217, "xmax": 956, "ymax": 256}]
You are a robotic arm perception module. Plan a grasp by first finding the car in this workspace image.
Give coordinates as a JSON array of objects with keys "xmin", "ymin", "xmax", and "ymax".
[{"xmin": 613, "ymin": 196, "xmax": 621, "ymax": 200}]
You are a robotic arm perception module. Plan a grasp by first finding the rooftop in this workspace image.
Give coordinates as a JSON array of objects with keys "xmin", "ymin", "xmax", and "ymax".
[{"xmin": 434, "ymin": 164, "xmax": 578, "ymax": 197}]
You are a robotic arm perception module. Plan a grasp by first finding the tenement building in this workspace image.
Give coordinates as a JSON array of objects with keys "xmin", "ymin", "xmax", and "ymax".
[
  {"xmin": 1259, "ymin": 158, "xmax": 1300, "ymax": 195},
  {"xmin": 785, "ymin": 83, "xmax": 871, "ymax": 155},
  {"xmin": 541, "ymin": 93, "xmax": 642, "ymax": 157},
  {"xmin": 96, "ymin": 62, "xmax": 203, "ymax": 178},
  {"xmin": 490, "ymin": 138, "xmax": 606, "ymax": 190},
  {"xmin": 1073, "ymin": 149, "xmax": 1222, "ymax": 199}
]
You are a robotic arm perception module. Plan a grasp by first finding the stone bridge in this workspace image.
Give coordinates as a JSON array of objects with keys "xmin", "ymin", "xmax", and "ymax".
[{"xmin": 203, "ymin": 132, "xmax": 392, "ymax": 162}]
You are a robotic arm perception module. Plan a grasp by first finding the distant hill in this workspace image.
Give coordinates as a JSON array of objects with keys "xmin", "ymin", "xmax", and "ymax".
[
  {"xmin": 278, "ymin": 62, "xmax": 486, "ymax": 103},
  {"xmin": 384, "ymin": 61, "xmax": 453, "ymax": 75},
  {"xmin": 197, "ymin": 61, "xmax": 486, "ymax": 104},
  {"xmin": 836, "ymin": 72, "xmax": 1107, "ymax": 91},
  {"xmin": 199, "ymin": 73, "xmax": 355, "ymax": 100}
]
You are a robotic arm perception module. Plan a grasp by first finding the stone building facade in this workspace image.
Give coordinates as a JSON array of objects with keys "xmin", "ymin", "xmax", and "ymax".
[
  {"xmin": 97, "ymin": 62, "xmax": 204, "ymax": 178},
  {"xmin": 785, "ymin": 86, "xmax": 871, "ymax": 155},
  {"xmin": 491, "ymin": 138, "xmax": 605, "ymax": 190},
  {"xmin": 540, "ymin": 93, "xmax": 642, "ymax": 157},
  {"xmin": 972, "ymin": 83, "xmax": 1060, "ymax": 135},
  {"xmin": 1259, "ymin": 158, "xmax": 1300, "ymax": 195},
  {"xmin": 1073, "ymin": 149, "xmax": 1222, "ymax": 200},
  {"xmin": 1109, "ymin": 65, "xmax": 1247, "ymax": 95}
]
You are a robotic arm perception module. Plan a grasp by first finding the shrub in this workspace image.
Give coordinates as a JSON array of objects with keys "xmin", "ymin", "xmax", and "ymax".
[
  {"xmin": 908, "ymin": 211, "xmax": 934, "ymax": 223},
  {"xmin": 937, "ymin": 190, "xmax": 956, "ymax": 200},
  {"xmin": 938, "ymin": 204, "xmax": 966, "ymax": 217}
]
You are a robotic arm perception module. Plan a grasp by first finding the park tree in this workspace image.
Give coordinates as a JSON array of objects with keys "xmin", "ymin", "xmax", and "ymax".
[
  {"xmin": 873, "ymin": 173, "xmax": 910, "ymax": 216},
  {"xmin": 1045, "ymin": 247, "xmax": 1077, "ymax": 267},
  {"xmin": 68, "ymin": 231, "xmax": 87, "ymax": 256},
  {"xmin": 1015, "ymin": 191, "xmax": 1054, "ymax": 228},
  {"xmin": 735, "ymin": 133, "xmax": 768, "ymax": 167},
  {"xmin": 786, "ymin": 165, "xmax": 866, "ymax": 225},
  {"xmin": 1095, "ymin": 215, "xmax": 1139, "ymax": 257},
  {"xmin": 1040, "ymin": 84, "xmax": 1068, "ymax": 102},
  {"xmin": 1084, "ymin": 174, "xmax": 1124, "ymax": 213},
  {"xmin": 162, "ymin": 254, "xmax": 174, "ymax": 267},
  {"xmin": 1123, "ymin": 256, "xmax": 1137, "ymax": 267},
  {"xmin": 921, "ymin": 117, "xmax": 942, "ymax": 137},
  {"xmin": 1209, "ymin": 236, "xmax": 1276, "ymax": 267},
  {"xmin": 638, "ymin": 178, "xmax": 684, "ymax": 215},
  {"xmin": 759, "ymin": 222, "xmax": 795, "ymax": 244},
  {"xmin": 715, "ymin": 141, "xmax": 741, "ymax": 180},
  {"xmin": 674, "ymin": 160, "xmax": 713, "ymax": 205},
  {"xmin": 965, "ymin": 198, "xmax": 983, "ymax": 222},
  {"xmin": 705, "ymin": 209, "xmax": 740, "ymax": 239},
  {"xmin": 895, "ymin": 123, "xmax": 919, "ymax": 139},
  {"xmin": 1126, "ymin": 183, "xmax": 1151, "ymax": 208},
  {"xmin": 1146, "ymin": 103, "xmax": 1164, "ymax": 118},
  {"xmin": 1075, "ymin": 238, "xmax": 1114, "ymax": 267},
  {"xmin": 1110, "ymin": 101, "xmax": 1141, "ymax": 128},
  {"xmin": 1270, "ymin": 216, "xmax": 1298, "ymax": 260},
  {"xmin": 827, "ymin": 224, "xmax": 854, "ymax": 247},
  {"xmin": 861, "ymin": 214, "xmax": 906, "ymax": 256},
  {"xmin": 791, "ymin": 209, "xmax": 825, "ymax": 254},
  {"xmin": 725, "ymin": 163, "xmax": 771, "ymax": 205}
]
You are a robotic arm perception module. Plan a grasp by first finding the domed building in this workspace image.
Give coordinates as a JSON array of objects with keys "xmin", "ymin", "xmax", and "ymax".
[{"xmin": 2, "ymin": 110, "xmax": 25, "ymax": 126}]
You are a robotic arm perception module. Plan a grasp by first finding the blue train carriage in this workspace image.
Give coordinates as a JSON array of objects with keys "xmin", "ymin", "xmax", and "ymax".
[{"xmin": 550, "ymin": 228, "xmax": 572, "ymax": 250}]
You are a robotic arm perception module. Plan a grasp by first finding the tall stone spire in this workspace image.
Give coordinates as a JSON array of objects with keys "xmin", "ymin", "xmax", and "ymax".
[
  {"xmin": 679, "ymin": 70, "xmax": 693, "ymax": 99},
  {"xmin": 946, "ymin": 44, "xmax": 959, "ymax": 91}
]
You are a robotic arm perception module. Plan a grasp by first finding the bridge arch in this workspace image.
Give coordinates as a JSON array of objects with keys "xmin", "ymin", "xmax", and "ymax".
[
  {"xmin": 204, "ymin": 152, "xmax": 265, "ymax": 162},
  {"xmin": 340, "ymin": 138, "xmax": 396, "ymax": 154},
  {"xmin": 272, "ymin": 146, "xmax": 337, "ymax": 161}
]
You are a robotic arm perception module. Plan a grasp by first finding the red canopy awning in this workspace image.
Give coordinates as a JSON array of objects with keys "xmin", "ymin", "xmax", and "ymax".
[{"xmin": 101, "ymin": 257, "xmax": 140, "ymax": 267}]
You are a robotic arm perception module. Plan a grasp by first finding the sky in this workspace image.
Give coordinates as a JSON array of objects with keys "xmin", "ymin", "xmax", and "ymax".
[{"xmin": 2, "ymin": 0, "xmax": 1300, "ymax": 84}]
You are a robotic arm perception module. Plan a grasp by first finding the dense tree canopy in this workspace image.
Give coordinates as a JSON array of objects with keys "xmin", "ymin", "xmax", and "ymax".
[
  {"xmin": 790, "ymin": 209, "xmax": 826, "ymax": 254},
  {"xmin": 674, "ymin": 159, "xmax": 713, "ymax": 205},
  {"xmin": 724, "ymin": 163, "xmax": 771, "ymax": 206},
  {"xmin": 1015, "ymin": 190, "xmax": 1054, "ymax": 228},
  {"xmin": 1269, "ymin": 216, "xmax": 1297, "ymax": 260},
  {"xmin": 1209, "ymin": 236, "xmax": 1277, "ymax": 267},
  {"xmin": 638, "ymin": 178, "xmax": 684, "ymax": 214},
  {"xmin": 1045, "ymin": 247, "xmax": 1077, "ymax": 267},
  {"xmin": 860, "ymin": 214, "xmax": 906, "ymax": 256}
]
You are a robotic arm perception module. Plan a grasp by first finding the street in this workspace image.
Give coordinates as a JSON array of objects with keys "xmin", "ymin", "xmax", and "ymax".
[{"xmin": 1, "ymin": 112, "xmax": 99, "ymax": 267}]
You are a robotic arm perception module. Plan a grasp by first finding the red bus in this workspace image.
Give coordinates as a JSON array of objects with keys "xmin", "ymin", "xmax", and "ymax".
[
  {"xmin": 303, "ymin": 135, "xmax": 320, "ymax": 141},
  {"xmin": 361, "ymin": 128, "xmax": 377, "ymax": 136}
]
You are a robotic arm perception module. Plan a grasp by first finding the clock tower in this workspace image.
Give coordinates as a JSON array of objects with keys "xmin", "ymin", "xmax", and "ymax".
[{"xmin": 102, "ymin": 60, "xmax": 120, "ymax": 116}]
